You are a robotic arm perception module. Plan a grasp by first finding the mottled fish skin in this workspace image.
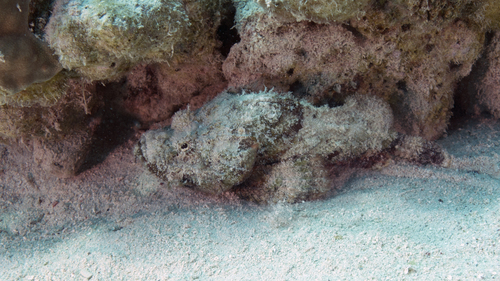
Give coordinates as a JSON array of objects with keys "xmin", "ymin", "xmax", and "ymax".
[
  {"xmin": 136, "ymin": 90, "xmax": 396, "ymax": 195},
  {"xmin": 135, "ymin": 91, "xmax": 303, "ymax": 194},
  {"xmin": 0, "ymin": 0, "xmax": 62, "ymax": 95}
]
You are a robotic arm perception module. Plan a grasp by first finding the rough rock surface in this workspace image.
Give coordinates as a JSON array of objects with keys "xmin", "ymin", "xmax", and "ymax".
[
  {"xmin": 45, "ymin": 0, "xmax": 229, "ymax": 80},
  {"xmin": 33, "ymin": 129, "xmax": 93, "ymax": 178},
  {"xmin": 224, "ymin": 3, "xmax": 484, "ymax": 140},
  {"xmin": 0, "ymin": 79, "xmax": 100, "ymax": 141},
  {"xmin": 122, "ymin": 60, "xmax": 227, "ymax": 126}
]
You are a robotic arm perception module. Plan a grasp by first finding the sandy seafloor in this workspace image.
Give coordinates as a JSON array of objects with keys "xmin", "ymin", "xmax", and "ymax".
[{"xmin": 1, "ymin": 116, "xmax": 500, "ymax": 280}]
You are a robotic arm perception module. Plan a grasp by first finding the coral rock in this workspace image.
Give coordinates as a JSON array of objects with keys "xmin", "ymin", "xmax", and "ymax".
[
  {"xmin": 255, "ymin": 0, "xmax": 371, "ymax": 23},
  {"xmin": 225, "ymin": 1, "xmax": 485, "ymax": 140},
  {"xmin": 45, "ymin": 0, "xmax": 228, "ymax": 80},
  {"xmin": 122, "ymin": 60, "xmax": 227, "ymax": 126}
]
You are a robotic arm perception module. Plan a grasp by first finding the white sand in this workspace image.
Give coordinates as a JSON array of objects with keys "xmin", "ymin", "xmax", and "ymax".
[{"xmin": 1, "ymin": 118, "xmax": 499, "ymax": 280}]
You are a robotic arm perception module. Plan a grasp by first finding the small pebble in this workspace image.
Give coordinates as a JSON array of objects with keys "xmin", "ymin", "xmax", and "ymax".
[{"xmin": 80, "ymin": 269, "xmax": 92, "ymax": 279}]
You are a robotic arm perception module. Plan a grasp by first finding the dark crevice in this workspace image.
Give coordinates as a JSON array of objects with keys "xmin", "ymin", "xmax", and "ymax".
[
  {"xmin": 451, "ymin": 31, "xmax": 495, "ymax": 127},
  {"xmin": 314, "ymin": 96, "xmax": 345, "ymax": 108},
  {"xmin": 401, "ymin": 24, "xmax": 411, "ymax": 32},
  {"xmin": 341, "ymin": 23, "xmax": 366, "ymax": 44},
  {"xmin": 396, "ymin": 80, "xmax": 408, "ymax": 92},
  {"xmin": 485, "ymin": 31, "xmax": 496, "ymax": 46},
  {"xmin": 449, "ymin": 62, "xmax": 462, "ymax": 71},
  {"xmin": 326, "ymin": 99, "xmax": 343, "ymax": 108},
  {"xmin": 28, "ymin": 0, "xmax": 56, "ymax": 35},
  {"xmin": 78, "ymin": 80, "xmax": 140, "ymax": 173},
  {"xmin": 373, "ymin": 0, "xmax": 389, "ymax": 10},
  {"xmin": 289, "ymin": 81, "xmax": 309, "ymax": 99},
  {"xmin": 181, "ymin": 174, "xmax": 196, "ymax": 188},
  {"xmin": 216, "ymin": 2, "xmax": 240, "ymax": 58}
]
